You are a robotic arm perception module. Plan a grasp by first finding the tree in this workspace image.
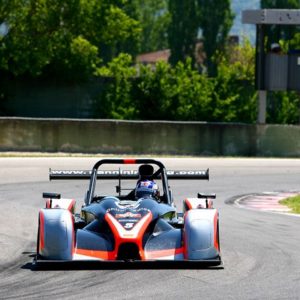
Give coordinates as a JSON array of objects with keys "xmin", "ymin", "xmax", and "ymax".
[
  {"xmin": 168, "ymin": 0, "xmax": 199, "ymax": 66},
  {"xmin": 97, "ymin": 57, "xmax": 215, "ymax": 121},
  {"xmin": 261, "ymin": 0, "xmax": 300, "ymax": 9},
  {"xmin": 167, "ymin": 0, "xmax": 233, "ymax": 76},
  {"xmin": 172, "ymin": 58, "xmax": 214, "ymax": 120},
  {"xmin": 0, "ymin": 0, "xmax": 140, "ymax": 79},
  {"xmin": 96, "ymin": 53, "xmax": 137, "ymax": 119},
  {"xmin": 198, "ymin": 0, "xmax": 234, "ymax": 77},
  {"xmin": 132, "ymin": 0, "xmax": 170, "ymax": 53},
  {"xmin": 267, "ymin": 91, "xmax": 300, "ymax": 124},
  {"xmin": 79, "ymin": 0, "xmax": 140, "ymax": 63},
  {"xmin": 134, "ymin": 61, "xmax": 174, "ymax": 120},
  {"xmin": 213, "ymin": 40, "xmax": 257, "ymax": 123}
]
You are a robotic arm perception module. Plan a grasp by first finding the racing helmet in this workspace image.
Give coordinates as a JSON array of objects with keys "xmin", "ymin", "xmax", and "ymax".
[{"xmin": 135, "ymin": 180, "xmax": 159, "ymax": 200}]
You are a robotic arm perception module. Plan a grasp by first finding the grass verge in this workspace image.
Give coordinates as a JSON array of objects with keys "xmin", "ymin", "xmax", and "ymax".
[{"xmin": 279, "ymin": 195, "xmax": 300, "ymax": 214}]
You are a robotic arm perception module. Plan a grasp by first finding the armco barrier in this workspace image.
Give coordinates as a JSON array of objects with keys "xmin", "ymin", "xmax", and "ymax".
[{"xmin": 0, "ymin": 117, "xmax": 299, "ymax": 157}]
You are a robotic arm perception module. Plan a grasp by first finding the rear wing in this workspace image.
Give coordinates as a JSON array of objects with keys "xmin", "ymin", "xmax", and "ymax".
[{"xmin": 49, "ymin": 169, "xmax": 209, "ymax": 180}]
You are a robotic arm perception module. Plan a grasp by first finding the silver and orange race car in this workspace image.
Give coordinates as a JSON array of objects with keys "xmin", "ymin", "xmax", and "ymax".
[{"xmin": 35, "ymin": 158, "xmax": 221, "ymax": 267}]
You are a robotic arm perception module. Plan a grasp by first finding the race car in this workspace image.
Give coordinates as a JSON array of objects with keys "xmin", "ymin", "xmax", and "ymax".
[{"xmin": 35, "ymin": 158, "xmax": 221, "ymax": 266}]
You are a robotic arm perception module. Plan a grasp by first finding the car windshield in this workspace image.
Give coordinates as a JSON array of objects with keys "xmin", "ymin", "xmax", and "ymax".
[{"xmin": 93, "ymin": 164, "xmax": 165, "ymax": 202}]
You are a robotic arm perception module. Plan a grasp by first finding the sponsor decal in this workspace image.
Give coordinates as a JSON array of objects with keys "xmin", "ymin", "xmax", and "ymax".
[
  {"xmin": 98, "ymin": 170, "xmax": 138, "ymax": 175},
  {"xmin": 166, "ymin": 170, "xmax": 207, "ymax": 176},
  {"xmin": 115, "ymin": 212, "xmax": 142, "ymax": 219},
  {"xmin": 107, "ymin": 207, "xmax": 149, "ymax": 214},
  {"xmin": 51, "ymin": 170, "xmax": 91, "ymax": 175},
  {"xmin": 106, "ymin": 207, "xmax": 126, "ymax": 213},
  {"xmin": 51, "ymin": 170, "xmax": 208, "ymax": 176},
  {"xmin": 107, "ymin": 208, "xmax": 149, "ymax": 230},
  {"xmin": 118, "ymin": 219, "xmax": 139, "ymax": 223}
]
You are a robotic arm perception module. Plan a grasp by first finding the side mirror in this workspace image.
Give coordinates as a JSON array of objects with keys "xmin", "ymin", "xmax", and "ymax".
[
  {"xmin": 197, "ymin": 193, "xmax": 216, "ymax": 199},
  {"xmin": 42, "ymin": 192, "xmax": 61, "ymax": 199},
  {"xmin": 197, "ymin": 193, "xmax": 216, "ymax": 208}
]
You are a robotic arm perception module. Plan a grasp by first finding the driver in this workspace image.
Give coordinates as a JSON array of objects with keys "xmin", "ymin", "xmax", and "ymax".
[{"xmin": 135, "ymin": 180, "xmax": 160, "ymax": 201}]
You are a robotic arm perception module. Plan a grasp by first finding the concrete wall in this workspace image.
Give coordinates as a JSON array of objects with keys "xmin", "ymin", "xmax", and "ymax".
[{"xmin": 0, "ymin": 117, "xmax": 299, "ymax": 157}]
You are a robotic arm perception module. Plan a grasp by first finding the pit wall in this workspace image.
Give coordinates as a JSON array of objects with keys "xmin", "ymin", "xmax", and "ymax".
[{"xmin": 0, "ymin": 117, "xmax": 299, "ymax": 157}]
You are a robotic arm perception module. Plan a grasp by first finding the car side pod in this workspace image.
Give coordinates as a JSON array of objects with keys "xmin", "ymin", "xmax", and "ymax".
[
  {"xmin": 184, "ymin": 209, "xmax": 220, "ymax": 261},
  {"xmin": 38, "ymin": 208, "xmax": 74, "ymax": 260}
]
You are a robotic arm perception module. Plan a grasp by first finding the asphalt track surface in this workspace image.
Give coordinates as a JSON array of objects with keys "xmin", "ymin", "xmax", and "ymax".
[{"xmin": 0, "ymin": 157, "xmax": 300, "ymax": 300}]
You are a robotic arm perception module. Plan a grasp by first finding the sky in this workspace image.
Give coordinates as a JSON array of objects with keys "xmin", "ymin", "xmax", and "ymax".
[{"xmin": 230, "ymin": 0, "xmax": 260, "ymax": 43}]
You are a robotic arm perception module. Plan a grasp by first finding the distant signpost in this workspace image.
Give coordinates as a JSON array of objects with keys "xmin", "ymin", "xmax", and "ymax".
[{"xmin": 242, "ymin": 9, "xmax": 300, "ymax": 124}]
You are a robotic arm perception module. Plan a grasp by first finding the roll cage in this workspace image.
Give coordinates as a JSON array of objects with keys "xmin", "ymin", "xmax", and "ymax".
[
  {"xmin": 49, "ymin": 158, "xmax": 209, "ymax": 207},
  {"xmin": 86, "ymin": 159, "xmax": 172, "ymax": 206}
]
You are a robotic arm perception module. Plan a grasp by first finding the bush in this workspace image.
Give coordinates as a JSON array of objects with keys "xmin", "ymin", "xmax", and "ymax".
[
  {"xmin": 213, "ymin": 40, "xmax": 257, "ymax": 123},
  {"xmin": 96, "ymin": 41, "xmax": 299, "ymax": 124},
  {"xmin": 97, "ymin": 53, "xmax": 137, "ymax": 119},
  {"xmin": 97, "ymin": 56, "xmax": 215, "ymax": 121}
]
